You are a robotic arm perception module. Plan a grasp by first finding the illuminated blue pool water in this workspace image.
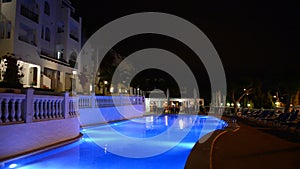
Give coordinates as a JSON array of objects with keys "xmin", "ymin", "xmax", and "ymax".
[{"xmin": 3, "ymin": 115, "xmax": 227, "ymax": 169}]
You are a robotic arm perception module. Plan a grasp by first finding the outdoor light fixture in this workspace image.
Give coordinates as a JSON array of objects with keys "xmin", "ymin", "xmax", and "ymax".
[
  {"xmin": 110, "ymin": 86, "xmax": 114, "ymax": 93},
  {"xmin": 8, "ymin": 164, "xmax": 17, "ymax": 169}
]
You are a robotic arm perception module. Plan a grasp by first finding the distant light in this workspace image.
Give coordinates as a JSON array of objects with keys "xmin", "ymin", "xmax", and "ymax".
[
  {"xmin": 247, "ymin": 103, "xmax": 251, "ymax": 107},
  {"xmin": 89, "ymin": 84, "xmax": 92, "ymax": 92},
  {"xmin": 273, "ymin": 95, "xmax": 276, "ymax": 98},
  {"xmin": 243, "ymin": 88, "xmax": 246, "ymax": 91},
  {"xmin": 104, "ymin": 81, "xmax": 108, "ymax": 85},
  {"xmin": 9, "ymin": 164, "xmax": 18, "ymax": 168},
  {"xmin": 226, "ymin": 103, "xmax": 230, "ymax": 107},
  {"xmin": 72, "ymin": 70, "xmax": 77, "ymax": 75}
]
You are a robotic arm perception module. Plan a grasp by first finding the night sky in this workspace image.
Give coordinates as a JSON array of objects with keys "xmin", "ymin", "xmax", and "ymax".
[{"xmin": 70, "ymin": 0, "xmax": 300, "ymax": 96}]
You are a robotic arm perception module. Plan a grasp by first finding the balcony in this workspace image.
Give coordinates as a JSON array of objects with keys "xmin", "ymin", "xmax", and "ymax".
[
  {"xmin": 40, "ymin": 49, "xmax": 70, "ymax": 67},
  {"xmin": 20, "ymin": 5, "xmax": 39, "ymax": 23},
  {"xmin": 70, "ymin": 12, "xmax": 80, "ymax": 22},
  {"xmin": 69, "ymin": 33, "xmax": 78, "ymax": 42},
  {"xmin": 18, "ymin": 35, "xmax": 36, "ymax": 46}
]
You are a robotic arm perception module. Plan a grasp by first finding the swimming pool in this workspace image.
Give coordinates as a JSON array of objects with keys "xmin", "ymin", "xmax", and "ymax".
[{"xmin": 3, "ymin": 115, "xmax": 227, "ymax": 169}]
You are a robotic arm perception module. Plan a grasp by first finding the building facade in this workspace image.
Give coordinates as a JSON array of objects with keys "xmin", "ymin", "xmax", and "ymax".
[{"xmin": 0, "ymin": 0, "xmax": 81, "ymax": 92}]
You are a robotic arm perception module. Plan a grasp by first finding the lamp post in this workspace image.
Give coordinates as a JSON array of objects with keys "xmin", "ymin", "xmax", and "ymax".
[
  {"xmin": 70, "ymin": 70, "xmax": 77, "ymax": 95},
  {"xmin": 104, "ymin": 80, "xmax": 108, "ymax": 95}
]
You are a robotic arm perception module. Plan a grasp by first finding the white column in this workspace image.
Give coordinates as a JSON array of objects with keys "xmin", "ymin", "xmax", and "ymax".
[{"xmin": 24, "ymin": 88, "xmax": 34, "ymax": 123}]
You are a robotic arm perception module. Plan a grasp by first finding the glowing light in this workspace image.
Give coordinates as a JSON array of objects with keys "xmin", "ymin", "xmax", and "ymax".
[
  {"xmin": 9, "ymin": 164, "xmax": 17, "ymax": 168},
  {"xmin": 247, "ymin": 103, "xmax": 251, "ymax": 107},
  {"xmin": 110, "ymin": 87, "xmax": 114, "ymax": 93},
  {"xmin": 179, "ymin": 119, "xmax": 184, "ymax": 129},
  {"xmin": 226, "ymin": 103, "xmax": 230, "ymax": 107},
  {"xmin": 165, "ymin": 115, "xmax": 168, "ymax": 126},
  {"xmin": 104, "ymin": 80, "xmax": 108, "ymax": 85}
]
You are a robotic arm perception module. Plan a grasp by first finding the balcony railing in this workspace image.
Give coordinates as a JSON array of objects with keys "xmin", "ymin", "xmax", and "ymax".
[
  {"xmin": 69, "ymin": 33, "xmax": 79, "ymax": 42},
  {"xmin": 70, "ymin": 12, "xmax": 80, "ymax": 22},
  {"xmin": 40, "ymin": 49, "xmax": 70, "ymax": 67},
  {"xmin": 20, "ymin": 5, "xmax": 39, "ymax": 23},
  {"xmin": 18, "ymin": 35, "xmax": 37, "ymax": 46}
]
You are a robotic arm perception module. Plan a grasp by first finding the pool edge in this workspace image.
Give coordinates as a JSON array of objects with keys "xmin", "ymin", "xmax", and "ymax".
[{"xmin": 0, "ymin": 133, "xmax": 83, "ymax": 166}]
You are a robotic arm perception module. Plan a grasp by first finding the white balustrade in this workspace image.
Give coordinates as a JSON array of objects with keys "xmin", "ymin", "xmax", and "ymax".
[
  {"xmin": 0, "ymin": 90, "xmax": 145, "ymax": 125},
  {"xmin": 33, "ymin": 95, "xmax": 64, "ymax": 121},
  {"xmin": 0, "ymin": 93, "xmax": 26, "ymax": 123},
  {"xmin": 69, "ymin": 97, "xmax": 78, "ymax": 117}
]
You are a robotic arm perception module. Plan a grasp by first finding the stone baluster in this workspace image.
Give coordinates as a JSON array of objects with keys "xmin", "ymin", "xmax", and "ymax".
[
  {"xmin": 63, "ymin": 92, "xmax": 69, "ymax": 118},
  {"xmin": 34, "ymin": 99, "xmax": 39, "ymax": 119},
  {"xmin": 48, "ymin": 100, "xmax": 52, "ymax": 118},
  {"xmin": 11, "ymin": 99, "xmax": 16, "ymax": 122},
  {"xmin": 59, "ymin": 100, "xmax": 62, "ymax": 117},
  {"xmin": 0, "ymin": 98, "xmax": 2, "ymax": 123},
  {"xmin": 4, "ymin": 98, "xmax": 9, "ymax": 123},
  {"xmin": 16, "ymin": 99, "xmax": 22, "ymax": 121},
  {"xmin": 69, "ymin": 100, "xmax": 73, "ymax": 116},
  {"xmin": 45, "ymin": 100, "xmax": 49, "ymax": 119},
  {"xmin": 52, "ymin": 100, "xmax": 56, "ymax": 118},
  {"xmin": 39, "ymin": 99, "xmax": 44, "ymax": 119}
]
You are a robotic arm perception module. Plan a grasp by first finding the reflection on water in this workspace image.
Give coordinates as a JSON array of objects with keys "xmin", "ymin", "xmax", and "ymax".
[{"xmin": 3, "ymin": 115, "xmax": 227, "ymax": 169}]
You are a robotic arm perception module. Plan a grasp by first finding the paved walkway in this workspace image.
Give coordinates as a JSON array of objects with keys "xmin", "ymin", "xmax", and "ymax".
[{"xmin": 185, "ymin": 117, "xmax": 300, "ymax": 169}]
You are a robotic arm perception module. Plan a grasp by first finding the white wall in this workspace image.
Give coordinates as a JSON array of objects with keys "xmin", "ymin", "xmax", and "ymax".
[
  {"xmin": 79, "ymin": 105, "xmax": 146, "ymax": 126},
  {"xmin": 0, "ymin": 118, "xmax": 80, "ymax": 160}
]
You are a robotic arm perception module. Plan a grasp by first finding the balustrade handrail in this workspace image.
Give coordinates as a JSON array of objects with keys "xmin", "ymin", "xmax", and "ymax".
[{"xmin": 0, "ymin": 90, "xmax": 145, "ymax": 125}]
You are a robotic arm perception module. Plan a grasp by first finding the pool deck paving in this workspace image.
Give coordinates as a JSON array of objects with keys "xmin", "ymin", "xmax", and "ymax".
[{"xmin": 185, "ymin": 116, "xmax": 300, "ymax": 169}]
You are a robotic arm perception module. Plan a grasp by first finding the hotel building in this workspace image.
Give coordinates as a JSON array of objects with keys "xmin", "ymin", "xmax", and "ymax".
[{"xmin": 0, "ymin": 0, "xmax": 82, "ymax": 92}]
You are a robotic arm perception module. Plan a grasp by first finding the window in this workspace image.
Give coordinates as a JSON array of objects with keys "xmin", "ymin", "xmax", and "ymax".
[
  {"xmin": 41, "ymin": 26, "xmax": 44, "ymax": 39},
  {"xmin": 2, "ymin": 0, "xmax": 12, "ymax": 3},
  {"xmin": 45, "ymin": 27, "xmax": 50, "ymax": 42},
  {"xmin": 57, "ymin": 21, "xmax": 64, "ymax": 33},
  {"xmin": 18, "ymin": 23, "xmax": 36, "ymax": 46},
  {"xmin": 0, "ymin": 21, "xmax": 11, "ymax": 39},
  {"xmin": 44, "ymin": 1, "xmax": 50, "ymax": 16}
]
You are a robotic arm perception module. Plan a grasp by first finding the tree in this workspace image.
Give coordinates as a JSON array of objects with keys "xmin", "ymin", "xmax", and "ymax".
[{"xmin": 0, "ymin": 52, "xmax": 24, "ymax": 88}]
